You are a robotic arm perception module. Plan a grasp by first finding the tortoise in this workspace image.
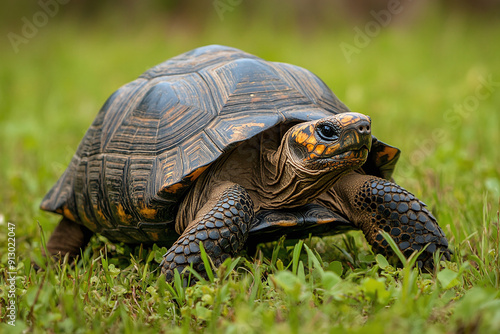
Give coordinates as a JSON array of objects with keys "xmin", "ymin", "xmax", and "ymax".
[{"xmin": 41, "ymin": 45, "xmax": 450, "ymax": 281}]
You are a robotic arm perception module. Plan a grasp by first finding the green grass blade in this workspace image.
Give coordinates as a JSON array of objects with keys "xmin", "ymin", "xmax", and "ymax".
[
  {"xmin": 199, "ymin": 242, "xmax": 215, "ymax": 283},
  {"xmin": 292, "ymin": 240, "xmax": 304, "ymax": 275},
  {"xmin": 222, "ymin": 256, "xmax": 241, "ymax": 281},
  {"xmin": 381, "ymin": 231, "xmax": 407, "ymax": 265}
]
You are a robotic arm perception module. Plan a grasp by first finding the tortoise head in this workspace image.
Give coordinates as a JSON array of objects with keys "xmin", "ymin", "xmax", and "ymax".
[{"xmin": 286, "ymin": 112, "xmax": 372, "ymax": 175}]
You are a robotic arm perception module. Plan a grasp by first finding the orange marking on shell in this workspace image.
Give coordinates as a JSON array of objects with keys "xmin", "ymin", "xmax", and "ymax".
[
  {"xmin": 316, "ymin": 216, "xmax": 346, "ymax": 224},
  {"xmin": 146, "ymin": 231, "xmax": 160, "ymax": 241},
  {"xmin": 250, "ymin": 96, "xmax": 262, "ymax": 103},
  {"xmin": 380, "ymin": 146, "xmax": 399, "ymax": 161},
  {"xmin": 117, "ymin": 204, "xmax": 132, "ymax": 222},
  {"xmin": 187, "ymin": 165, "xmax": 209, "ymax": 181},
  {"xmin": 95, "ymin": 208, "xmax": 107, "ymax": 221},
  {"xmin": 316, "ymin": 217, "xmax": 330, "ymax": 224},
  {"xmin": 140, "ymin": 207, "xmax": 158, "ymax": 220},
  {"xmin": 229, "ymin": 122, "xmax": 266, "ymax": 141},
  {"xmin": 85, "ymin": 220, "xmax": 98, "ymax": 232},
  {"xmin": 62, "ymin": 206, "xmax": 76, "ymax": 222},
  {"xmin": 164, "ymin": 183, "xmax": 185, "ymax": 194},
  {"xmin": 314, "ymin": 144, "xmax": 326, "ymax": 155},
  {"xmin": 276, "ymin": 93, "xmax": 290, "ymax": 100},
  {"xmin": 272, "ymin": 221, "xmax": 298, "ymax": 227}
]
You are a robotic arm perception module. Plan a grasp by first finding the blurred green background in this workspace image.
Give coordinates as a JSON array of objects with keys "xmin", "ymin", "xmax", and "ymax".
[{"xmin": 1, "ymin": 0, "xmax": 500, "ymax": 258}]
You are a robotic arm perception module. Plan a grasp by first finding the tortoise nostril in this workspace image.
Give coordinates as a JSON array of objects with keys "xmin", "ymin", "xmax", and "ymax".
[{"xmin": 356, "ymin": 122, "xmax": 371, "ymax": 135}]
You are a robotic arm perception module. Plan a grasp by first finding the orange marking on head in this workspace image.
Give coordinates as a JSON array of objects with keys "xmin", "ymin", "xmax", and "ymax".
[
  {"xmin": 338, "ymin": 112, "xmax": 371, "ymax": 127},
  {"xmin": 305, "ymin": 134, "xmax": 318, "ymax": 146},
  {"xmin": 314, "ymin": 144, "xmax": 326, "ymax": 155},
  {"xmin": 306, "ymin": 143, "xmax": 315, "ymax": 153},
  {"xmin": 324, "ymin": 144, "xmax": 340, "ymax": 156},
  {"xmin": 293, "ymin": 124, "xmax": 314, "ymax": 143},
  {"xmin": 339, "ymin": 114, "xmax": 354, "ymax": 124},
  {"xmin": 295, "ymin": 131, "xmax": 309, "ymax": 144}
]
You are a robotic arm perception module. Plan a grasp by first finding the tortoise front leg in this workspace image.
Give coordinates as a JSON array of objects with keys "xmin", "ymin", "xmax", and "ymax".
[
  {"xmin": 161, "ymin": 183, "xmax": 254, "ymax": 283},
  {"xmin": 317, "ymin": 172, "xmax": 450, "ymax": 269}
]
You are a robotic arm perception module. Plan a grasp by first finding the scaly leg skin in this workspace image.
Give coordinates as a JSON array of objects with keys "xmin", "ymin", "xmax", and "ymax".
[
  {"xmin": 45, "ymin": 217, "xmax": 94, "ymax": 260},
  {"xmin": 161, "ymin": 183, "xmax": 254, "ymax": 283},
  {"xmin": 317, "ymin": 172, "xmax": 451, "ymax": 270}
]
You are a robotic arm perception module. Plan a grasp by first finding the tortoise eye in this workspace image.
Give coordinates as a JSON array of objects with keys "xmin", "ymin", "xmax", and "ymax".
[{"xmin": 317, "ymin": 124, "xmax": 338, "ymax": 141}]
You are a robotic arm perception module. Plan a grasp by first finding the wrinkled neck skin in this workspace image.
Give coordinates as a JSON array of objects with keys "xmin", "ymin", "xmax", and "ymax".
[
  {"xmin": 253, "ymin": 132, "xmax": 348, "ymax": 210},
  {"xmin": 177, "ymin": 130, "xmax": 353, "ymax": 232}
]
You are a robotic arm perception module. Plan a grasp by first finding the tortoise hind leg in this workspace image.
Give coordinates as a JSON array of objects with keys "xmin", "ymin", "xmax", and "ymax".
[
  {"xmin": 317, "ymin": 172, "xmax": 451, "ymax": 270},
  {"xmin": 45, "ymin": 217, "xmax": 94, "ymax": 259},
  {"xmin": 161, "ymin": 183, "xmax": 254, "ymax": 283}
]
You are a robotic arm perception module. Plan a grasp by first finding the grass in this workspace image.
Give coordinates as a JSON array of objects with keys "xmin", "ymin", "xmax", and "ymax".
[{"xmin": 1, "ymin": 4, "xmax": 500, "ymax": 333}]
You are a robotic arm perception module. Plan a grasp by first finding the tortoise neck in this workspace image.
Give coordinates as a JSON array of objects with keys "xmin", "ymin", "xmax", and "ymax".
[{"xmin": 256, "ymin": 133, "xmax": 343, "ymax": 209}]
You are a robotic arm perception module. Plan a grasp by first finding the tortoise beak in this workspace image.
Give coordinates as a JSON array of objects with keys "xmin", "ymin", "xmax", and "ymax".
[
  {"xmin": 351, "ymin": 130, "xmax": 372, "ymax": 153},
  {"xmin": 338, "ymin": 112, "xmax": 372, "ymax": 152},
  {"xmin": 360, "ymin": 136, "xmax": 372, "ymax": 152}
]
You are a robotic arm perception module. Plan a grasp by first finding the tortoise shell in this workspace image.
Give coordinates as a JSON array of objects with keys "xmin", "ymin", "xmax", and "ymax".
[{"xmin": 41, "ymin": 45, "xmax": 400, "ymax": 244}]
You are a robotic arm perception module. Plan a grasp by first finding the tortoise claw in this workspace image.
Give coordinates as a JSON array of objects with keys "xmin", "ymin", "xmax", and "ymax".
[{"xmin": 353, "ymin": 177, "xmax": 451, "ymax": 270}]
